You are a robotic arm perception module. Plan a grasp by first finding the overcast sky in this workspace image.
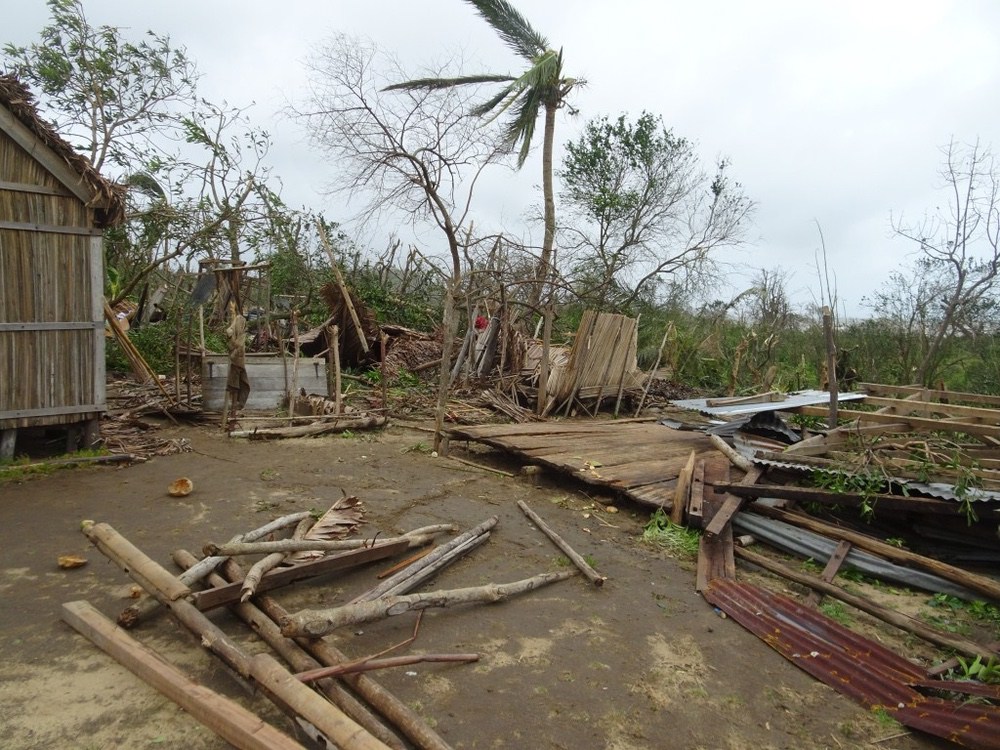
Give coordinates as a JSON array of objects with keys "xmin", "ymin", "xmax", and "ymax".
[{"xmin": 7, "ymin": 1, "xmax": 1000, "ymax": 316}]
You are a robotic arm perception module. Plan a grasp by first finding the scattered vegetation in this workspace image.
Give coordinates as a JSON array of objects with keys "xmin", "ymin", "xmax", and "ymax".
[{"xmin": 642, "ymin": 509, "xmax": 700, "ymax": 559}]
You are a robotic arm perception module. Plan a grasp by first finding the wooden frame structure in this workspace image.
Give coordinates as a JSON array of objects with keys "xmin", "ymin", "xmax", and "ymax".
[{"xmin": 0, "ymin": 75, "xmax": 124, "ymax": 457}]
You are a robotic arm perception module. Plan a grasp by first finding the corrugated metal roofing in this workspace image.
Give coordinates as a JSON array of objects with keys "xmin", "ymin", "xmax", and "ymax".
[
  {"xmin": 671, "ymin": 390, "xmax": 866, "ymax": 417},
  {"xmin": 704, "ymin": 578, "xmax": 1000, "ymax": 748}
]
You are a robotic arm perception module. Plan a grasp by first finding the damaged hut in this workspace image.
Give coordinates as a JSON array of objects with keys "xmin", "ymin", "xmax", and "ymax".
[{"xmin": 0, "ymin": 75, "xmax": 125, "ymax": 458}]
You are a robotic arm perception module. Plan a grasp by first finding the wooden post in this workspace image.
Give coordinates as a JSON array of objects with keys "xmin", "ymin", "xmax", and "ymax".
[
  {"xmin": 536, "ymin": 305, "xmax": 552, "ymax": 416},
  {"xmin": 62, "ymin": 601, "xmax": 307, "ymax": 750},
  {"xmin": 380, "ymin": 331, "xmax": 388, "ymax": 408},
  {"xmin": 317, "ymin": 223, "xmax": 369, "ymax": 354},
  {"xmin": 823, "ymin": 305, "xmax": 838, "ymax": 428},
  {"xmin": 635, "ymin": 322, "xmax": 672, "ymax": 417}
]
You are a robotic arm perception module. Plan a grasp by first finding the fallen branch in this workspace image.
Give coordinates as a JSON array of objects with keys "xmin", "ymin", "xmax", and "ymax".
[
  {"xmin": 206, "ymin": 524, "xmax": 456, "ymax": 557},
  {"xmin": 241, "ymin": 517, "xmax": 313, "ymax": 602},
  {"xmin": 517, "ymin": 500, "xmax": 606, "ymax": 587},
  {"xmin": 230, "ymin": 416, "xmax": 387, "ymax": 440},
  {"xmin": 708, "ymin": 434, "xmax": 754, "ymax": 473},
  {"xmin": 119, "ymin": 511, "xmax": 312, "ymax": 627},
  {"xmin": 352, "ymin": 517, "xmax": 498, "ymax": 603},
  {"xmin": 281, "ymin": 570, "xmax": 577, "ymax": 638},
  {"xmin": 296, "ymin": 654, "xmax": 479, "ymax": 684}
]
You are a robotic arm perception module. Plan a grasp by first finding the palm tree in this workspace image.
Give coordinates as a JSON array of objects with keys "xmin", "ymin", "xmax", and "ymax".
[{"xmin": 385, "ymin": 0, "xmax": 581, "ymax": 309}]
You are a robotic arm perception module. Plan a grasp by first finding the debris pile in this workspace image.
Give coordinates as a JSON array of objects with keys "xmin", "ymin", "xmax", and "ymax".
[{"xmin": 70, "ymin": 494, "xmax": 597, "ymax": 748}]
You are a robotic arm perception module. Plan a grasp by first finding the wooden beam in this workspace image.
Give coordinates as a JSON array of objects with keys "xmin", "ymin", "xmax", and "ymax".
[
  {"xmin": 0, "ymin": 219, "xmax": 102, "ymax": 235},
  {"xmin": 0, "ymin": 105, "xmax": 97, "ymax": 206},
  {"xmin": 716, "ymin": 482, "xmax": 1000, "ymax": 518},
  {"xmin": 861, "ymin": 395, "xmax": 1000, "ymax": 424},
  {"xmin": 861, "ymin": 383, "xmax": 1000, "ymax": 408},
  {"xmin": 794, "ymin": 405, "xmax": 1000, "ymax": 440},
  {"xmin": 748, "ymin": 505, "xmax": 1000, "ymax": 602},
  {"xmin": 0, "ymin": 178, "xmax": 71, "ymax": 196},
  {"xmin": 670, "ymin": 451, "xmax": 697, "ymax": 524},
  {"xmin": 805, "ymin": 539, "xmax": 852, "ymax": 607},
  {"xmin": 61, "ymin": 601, "xmax": 306, "ymax": 750}
]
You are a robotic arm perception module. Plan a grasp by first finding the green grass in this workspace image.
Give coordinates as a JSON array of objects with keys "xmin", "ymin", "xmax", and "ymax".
[
  {"xmin": 642, "ymin": 509, "xmax": 700, "ymax": 559},
  {"xmin": 0, "ymin": 447, "xmax": 110, "ymax": 481}
]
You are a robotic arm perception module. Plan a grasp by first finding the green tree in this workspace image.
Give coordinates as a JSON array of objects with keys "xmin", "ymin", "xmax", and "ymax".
[
  {"xmin": 2, "ymin": 0, "xmax": 197, "ymax": 172},
  {"xmin": 384, "ymin": 0, "xmax": 581, "ymax": 310},
  {"xmin": 560, "ymin": 112, "xmax": 753, "ymax": 310}
]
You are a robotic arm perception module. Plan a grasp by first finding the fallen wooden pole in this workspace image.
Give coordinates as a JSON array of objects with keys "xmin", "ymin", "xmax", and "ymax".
[
  {"xmin": 206, "ymin": 524, "xmax": 456, "ymax": 557},
  {"xmin": 352, "ymin": 516, "xmax": 498, "ymax": 603},
  {"xmin": 230, "ymin": 416, "xmax": 387, "ymax": 440},
  {"xmin": 250, "ymin": 653, "xmax": 391, "ymax": 750},
  {"xmin": 377, "ymin": 547, "xmax": 434, "ymax": 579},
  {"xmin": 235, "ymin": 563, "xmax": 454, "ymax": 750},
  {"xmin": 62, "ymin": 600, "xmax": 306, "ymax": 750},
  {"xmin": 119, "ymin": 511, "xmax": 313, "ymax": 627},
  {"xmin": 173, "ymin": 550, "xmax": 407, "ymax": 750},
  {"xmin": 749, "ymin": 505, "xmax": 1000, "ymax": 603},
  {"xmin": 82, "ymin": 522, "xmax": 391, "ymax": 750},
  {"xmin": 517, "ymin": 500, "xmax": 606, "ymax": 587},
  {"xmin": 708, "ymin": 434, "xmax": 754, "ymax": 472},
  {"xmin": 296, "ymin": 653, "xmax": 480, "ymax": 684},
  {"xmin": 281, "ymin": 570, "xmax": 578, "ymax": 638},
  {"xmin": 734, "ymin": 546, "xmax": 999, "ymax": 661}
]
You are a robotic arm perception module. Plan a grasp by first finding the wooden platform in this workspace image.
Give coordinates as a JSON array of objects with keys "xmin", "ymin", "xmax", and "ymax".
[{"xmin": 448, "ymin": 420, "xmax": 718, "ymax": 508}]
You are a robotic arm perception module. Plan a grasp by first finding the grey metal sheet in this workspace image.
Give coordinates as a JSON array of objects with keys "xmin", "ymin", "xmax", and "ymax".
[{"xmin": 671, "ymin": 389, "xmax": 865, "ymax": 417}]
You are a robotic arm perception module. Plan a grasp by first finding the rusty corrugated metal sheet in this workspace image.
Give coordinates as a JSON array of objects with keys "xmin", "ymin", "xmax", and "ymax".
[{"xmin": 704, "ymin": 579, "xmax": 1000, "ymax": 749}]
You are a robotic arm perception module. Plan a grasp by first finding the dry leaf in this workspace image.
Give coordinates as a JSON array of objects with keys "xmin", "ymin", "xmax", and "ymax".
[
  {"xmin": 58, "ymin": 555, "xmax": 87, "ymax": 569},
  {"xmin": 286, "ymin": 495, "xmax": 366, "ymax": 564}
]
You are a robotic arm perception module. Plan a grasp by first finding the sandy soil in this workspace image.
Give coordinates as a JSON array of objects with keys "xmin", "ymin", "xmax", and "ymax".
[{"xmin": 0, "ymin": 420, "xmax": 954, "ymax": 749}]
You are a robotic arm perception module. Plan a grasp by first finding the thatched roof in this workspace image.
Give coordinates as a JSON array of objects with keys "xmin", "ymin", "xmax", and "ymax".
[{"xmin": 0, "ymin": 74, "xmax": 125, "ymax": 226}]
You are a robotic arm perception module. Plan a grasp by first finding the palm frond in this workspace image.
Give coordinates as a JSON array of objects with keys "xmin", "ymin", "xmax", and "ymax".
[
  {"xmin": 507, "ymin": 86, "xmax": 544, "ymax": 167},
  {"xmin": 469, "ymin": 84, "xmax": 517, "ymax": 117},
  {"xmin": 383, "ymin": 73, "xmax": 514, "ymax": 93},
  {"xmin": 465, "ymin": 0, "xmax": 549, "ymax": 61}
]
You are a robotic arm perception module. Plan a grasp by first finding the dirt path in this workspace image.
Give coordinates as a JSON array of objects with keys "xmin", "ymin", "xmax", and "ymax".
[{"xmin": 0, "ymin": 422, "xmax": 951, "ymax": 749}]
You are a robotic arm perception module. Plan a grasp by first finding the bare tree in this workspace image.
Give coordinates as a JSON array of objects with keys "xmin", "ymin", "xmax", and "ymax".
[
  {"xmin": 295, "ymin": 35, "xmax": 506, "ymax": 449},
  {"xmin": 892, "ymin": 139, "xmax": 1000, "ymax": 385}
]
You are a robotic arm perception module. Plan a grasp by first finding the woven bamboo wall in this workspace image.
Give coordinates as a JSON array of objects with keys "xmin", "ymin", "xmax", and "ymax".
[{"xmin": 0, "ymin": 128, "xmax": 105, "ymax": 429}]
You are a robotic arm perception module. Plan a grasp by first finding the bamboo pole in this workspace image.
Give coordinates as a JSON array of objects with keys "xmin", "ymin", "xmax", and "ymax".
[
  {"xmin": 517, "ymin": 501, "xmax": 606, "ymax": 586},
  {"xmin": 62, "ymin": 601, "xmax": 307, "ymax": 750},
  {"xmin": 331, "ymin": 324, "xmax": 342, "ymax": 414},
  {"xmin": 281, "ymin": 570, "xmax": 577, "ymax": 638},
  {"xmin": 536, "ymin": 304, "xmax": 552, "ymax": 416},
  {"xmin": 296, "ymin": 653, "xmax": 479, "ymax": 684}
]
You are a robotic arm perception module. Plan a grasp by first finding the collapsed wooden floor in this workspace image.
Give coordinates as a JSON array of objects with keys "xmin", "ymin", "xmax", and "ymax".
[{"xmin": 448, "ymin": 420, "xmax": 716, "ymax": 507}]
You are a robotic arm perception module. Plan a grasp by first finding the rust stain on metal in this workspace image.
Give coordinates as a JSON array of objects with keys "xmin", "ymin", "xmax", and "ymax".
[{"xmin": 705, "ymin": 579, "xmax": 1000, "ymax": 749}]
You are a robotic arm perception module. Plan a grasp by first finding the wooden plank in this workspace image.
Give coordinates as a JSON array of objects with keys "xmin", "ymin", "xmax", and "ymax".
[
  {"xmin": 861, "ymin": 383, "xmax": 1000, "ymax": 408},
  {"xmin": 716, "ymin": 483, "xmax": 1000, "ymax": 517},
  {"xmin": 191, "ymin": 540, "xmax": 409, "ymax": 611},
  {"xmin": 0, "ymin": 322, "xmax": 102, "ymax": 331},
  {"xmin": 90, "ymin": 235, "xmax": 106, "ymax": 416},
  {"xmin": 805, "ymin": 539, "xmax": 852, "ymax": 607},
  {"xmin": 686, "ymin": 459, "xmax": 706, "ymax": 527},
  {"xmin": 0, "ymin": 219, "xmax": 102, "ymax": 235},
  {"xmin": 61, "ymin": 601, "xmax": 307, "ymax": 750},
  {"xmin": 0, "ymin": 105, "xmax": 96, "ymax": 205},
  {"xmin": 703, "ymin": 494, "xmax": 744, "ymax": 539},
  {"xmin": 0, "ymin": 404, "xmax": 104, "ymax": 420},
  {"xmin": 0, "ymin": 178, "xmax": 71, "ymax": 196},
  {"xmin": 696, "ymin": 464, "xmax": 733, "ymax": 592},
  {"xmin": 670, "ymin": 451, "xmax": 697, "ymax": 523},
  {"xmin": 862, "ymin": 395, "xmax": 1000, "ymax": 423},
  {"xmin": 794, "ymin": 405, "xmax": 1000, "ymax": 440}
]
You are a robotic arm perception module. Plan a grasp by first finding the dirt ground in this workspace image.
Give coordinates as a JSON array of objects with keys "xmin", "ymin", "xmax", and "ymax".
[{"xmin": 0, "ymin": 420, "xmax": 957, "ymax": 750}]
